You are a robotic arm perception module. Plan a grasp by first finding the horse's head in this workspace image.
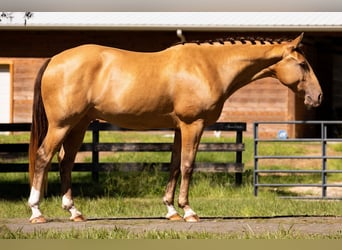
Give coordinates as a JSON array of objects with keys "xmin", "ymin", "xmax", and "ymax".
[{"xmin": 271, "ymin": 33, "xmax": 323, "ymax": 108}]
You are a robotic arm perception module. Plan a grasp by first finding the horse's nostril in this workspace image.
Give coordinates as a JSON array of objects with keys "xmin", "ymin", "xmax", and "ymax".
[
  {"xmin": 305, "ymin": 95, "xmax": 312, "ymax": 103},
  {"xmin": 318, "ymin": 93, "xmax": 323, "ymax": 104}
]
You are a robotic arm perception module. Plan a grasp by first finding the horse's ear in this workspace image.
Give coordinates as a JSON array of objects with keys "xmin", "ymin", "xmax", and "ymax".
[
  {"xmin": 283, "ymin": 33, "xmax": 304, "ymax": 57},
  {"xmin": 291, "ymin": 33, "xmax": 304, "ymax": 48}
]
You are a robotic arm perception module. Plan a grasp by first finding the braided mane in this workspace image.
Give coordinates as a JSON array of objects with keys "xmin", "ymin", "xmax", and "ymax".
[{"xmin": 175, "ymin": 36, "xmax": 293, "ymax": 46}]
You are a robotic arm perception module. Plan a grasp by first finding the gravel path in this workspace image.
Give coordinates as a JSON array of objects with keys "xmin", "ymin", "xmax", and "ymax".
[{"xmin": 2, "ymin": 216, "xmax": 342, "ymax": 236}]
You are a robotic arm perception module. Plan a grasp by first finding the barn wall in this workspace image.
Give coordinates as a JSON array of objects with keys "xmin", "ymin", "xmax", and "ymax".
[
  {"xmin": 0, "ymin": 58, "xmax": 48, "ymax": 122},
  {"xmin": 218, "ymin": 78, "xmax": 296, "ymax": 138}
]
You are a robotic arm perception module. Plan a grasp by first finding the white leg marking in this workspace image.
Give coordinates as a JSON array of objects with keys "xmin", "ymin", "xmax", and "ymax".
[
  {"xmin": 165, "ymin": 204, "xmax": 178, "ymax": 219},
  {"xmin": 62, "ymin": 195, "xmax": 82, "ymax": 220},
  {"xmin": 30, "ymin": 205, "xmax": 43, "ymax": 221},
  {"xmin": 69, "ymin": 206, "xmax": 83, "ymax": 220},
  {"xmin": 28, "ymin": 187, "xmax": 42, "ymax": 220},
  {"xmin": 62, "ymin": 195, "xmax": 74, "ymax": 209},
  {"xmin": 183, "ymin": 208, "xmax": 196, "ymax": 219}
]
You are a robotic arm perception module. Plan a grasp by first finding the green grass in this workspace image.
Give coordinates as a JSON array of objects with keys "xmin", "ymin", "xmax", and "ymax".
[
  {"xmin": 1, "ymin": 131, "xmax": 342, "ymax": 238},
  {"xmin": 0, "ymin": 171, "xmax": 341, "ymax": 218},
  {"xmin": 2, "ymin": 224, "xmax": 342, "ymax": 239},
  {"xmin": 1, "ymin": 171, "xmax": 342, "ymax": 239}
]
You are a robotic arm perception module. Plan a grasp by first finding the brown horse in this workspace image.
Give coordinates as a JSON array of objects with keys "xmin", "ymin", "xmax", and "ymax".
[{"xmin": 28, "ymin": 33, "xmax": 322, "ymax": 223}]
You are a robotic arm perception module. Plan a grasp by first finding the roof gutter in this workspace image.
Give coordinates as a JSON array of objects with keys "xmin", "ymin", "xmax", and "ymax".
[
  {"xmin": 1, "ymin": 24, "xmax": 342, "ymax": 32},
  {"xmin": 0, "ymin": 12, "xmax": 341, "ymax": 32}
]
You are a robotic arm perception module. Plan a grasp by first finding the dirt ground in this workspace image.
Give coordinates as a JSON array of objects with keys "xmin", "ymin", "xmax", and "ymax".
[{"xmin": 2, "ymin": 216, "xmax": 342, "ymax": 236}]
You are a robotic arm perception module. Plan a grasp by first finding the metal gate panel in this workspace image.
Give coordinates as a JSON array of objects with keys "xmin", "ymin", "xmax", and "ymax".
[{"xmin": 254, "ymin": 121, "xmax": 342, "ymax": 199}]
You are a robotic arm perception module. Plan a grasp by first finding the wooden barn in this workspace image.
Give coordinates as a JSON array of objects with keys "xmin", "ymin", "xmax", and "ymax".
[{"xmin": 0, "ymin": 12, "xmax": 341, "ymax": 137}]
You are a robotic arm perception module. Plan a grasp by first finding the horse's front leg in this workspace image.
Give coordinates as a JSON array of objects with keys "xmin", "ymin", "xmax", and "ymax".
[
  {"xmin": 178, "ymin": 120, "xmax": 204, "ymax": 222},
  {"xmin": 163, "ymin": 129, "xmax": 183, "ymax": 221}
]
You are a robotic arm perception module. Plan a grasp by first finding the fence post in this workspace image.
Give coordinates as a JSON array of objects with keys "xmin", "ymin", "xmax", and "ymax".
[
  {"xmin": 92, "ymin": 120, "xmax": 100, "ymax": 182},
  {"xmin": 321, "ymin": 123, "xmax": 327, "ymax": 198},
  {"xmin": 253, "ymin": 122, "xmax": 259, "ymax": 196},
  {"xmin": 235, "ymin": 130, "xmax": 243, "ymax": 185}
]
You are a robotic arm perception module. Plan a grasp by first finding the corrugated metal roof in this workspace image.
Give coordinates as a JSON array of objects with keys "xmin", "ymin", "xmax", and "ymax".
[{"xmin": 1, "ymin": 12, "xmax": 342, "ymax": 31}]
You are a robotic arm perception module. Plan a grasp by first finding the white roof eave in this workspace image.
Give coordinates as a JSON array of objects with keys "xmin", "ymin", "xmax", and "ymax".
[
  {"xmin": 2, "ymin": 25, "xmax": 342, "ymax": 32},
  {"xmin": 1, "ymin": 12, "xmax": 341, "ymax": 32}
]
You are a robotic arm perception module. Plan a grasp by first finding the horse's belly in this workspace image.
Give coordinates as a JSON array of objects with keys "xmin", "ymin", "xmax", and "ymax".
[{"xmin": 92, "ymin": 110, "xmax": 177, "ymax": 130}]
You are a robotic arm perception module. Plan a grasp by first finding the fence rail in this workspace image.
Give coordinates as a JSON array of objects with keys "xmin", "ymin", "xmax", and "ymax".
[
  {"xmin": 0, "ymin": 121, "xmax": 246, "ymax": 184},
  {"xmin": 253, "ymin": 121, "xmax": 342, "ymax": 199}
]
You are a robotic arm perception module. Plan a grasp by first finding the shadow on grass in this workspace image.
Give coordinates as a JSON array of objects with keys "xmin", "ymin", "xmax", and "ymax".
[
  {"xmin": 268, "ymin": 188, "xmax": 301, "ymax": 197},
  {"xmin": 0, "ymin": 173, "xmax": 108, "ymax": 201},
  {"xmin": 0, "ymin": 183, "xmax": 31, "ymax": 200},
  {"xmin": 0, "ymin": 170, "xmax": 250, "ymax": 201}
]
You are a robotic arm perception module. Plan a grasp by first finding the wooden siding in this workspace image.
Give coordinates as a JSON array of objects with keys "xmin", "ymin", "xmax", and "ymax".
[
  {"xmin": 0, "ymin": 58, "xmax": 48, "ymax": 122},
  {"xmin": 218, "ymin": 78, "xmax": 295, "ymax": 138}
]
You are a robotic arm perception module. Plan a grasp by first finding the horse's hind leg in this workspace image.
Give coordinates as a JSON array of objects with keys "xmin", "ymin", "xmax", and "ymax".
[
  {"xmin": 58, "ymin": 119, "xmax": 90, "ymax": 222},
  {"xmin": 28, "ymin": 126, "xmax": 68, "ymax": 223}
]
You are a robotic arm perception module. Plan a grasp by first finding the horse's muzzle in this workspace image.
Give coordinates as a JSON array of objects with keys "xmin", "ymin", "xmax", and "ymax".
[{"xmin": 304, "ymin": 92, "xmax": 323, "ymax": 108}]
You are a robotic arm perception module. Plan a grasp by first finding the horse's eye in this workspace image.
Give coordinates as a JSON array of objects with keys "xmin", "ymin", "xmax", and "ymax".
[{"xmin": 299, "ymin": 61, "xmax": 309, "ymax": 71}]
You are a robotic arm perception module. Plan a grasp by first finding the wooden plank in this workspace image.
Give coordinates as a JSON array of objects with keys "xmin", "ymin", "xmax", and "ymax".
[
  {"xmin": 74, "ymin": 162, "xmax": 245, "ymax": 173},
  {"xmin": 194, "ymin": 163, "xmax": 244, "ymax": 173},
  {"xmin": 80, "ymin": 142, "xmax": 244, "ymax": 152},
  {"xmin": 0, "ymin": 144, "xmax": 28, "ymax": 152},
  {"xmin": 0, "ymin": 162, "xmax": 244, "ymax": 173},
  {"xmin": 94, "ymin": 143, "xmax": 173, "ymax": 152},
  {"xmin": 206, "ymin": 122, "xmax": 246, "ymax": 132},
  {"xmin": 0, "ymin": 122, "xmax": 246, "ymax": 132},
  {"xmin": 88, "ymin": 121, "xmax": 246, "ymax": 132},
  {"xmin": 198, "ymin": 143, "xmax": 244, "ymax": 152},
  {"xmin": 0, "ymin": 123, "xmax": 31, "ymax": 131},
  {"xmin": 0, "ymin": 142, "xmax": 244, "ymax": 153},
  {"xmin": 0, "ymin": 163, "xmax": 28, "ymax": 172}
]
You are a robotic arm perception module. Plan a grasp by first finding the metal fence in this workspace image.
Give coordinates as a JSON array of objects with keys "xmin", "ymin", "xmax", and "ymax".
[{"xmin": 253, "ymin": 121, "xmax": 342, "ymax": 199}]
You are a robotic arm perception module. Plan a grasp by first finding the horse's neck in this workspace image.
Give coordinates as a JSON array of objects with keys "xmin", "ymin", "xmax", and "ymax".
[{"xmin": 210, "ymin": 43, "xmax": 285, "ymax": 97}]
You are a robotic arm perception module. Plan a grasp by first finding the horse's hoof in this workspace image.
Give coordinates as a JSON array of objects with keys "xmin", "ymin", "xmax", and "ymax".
[
  {"xmin": 30, "ymin": 216, "xmax": 47, "ymax": 224},
  {"xmin": 71, "ymin": 215, "xmax": 86, "ymax": 222},
  {"xmin": 167, "ymin": 213, "xmax": 183, "ymax": 221},
  {"xmin": 184, "ymin": 214, "xmax": 200, "ymax": 222}
]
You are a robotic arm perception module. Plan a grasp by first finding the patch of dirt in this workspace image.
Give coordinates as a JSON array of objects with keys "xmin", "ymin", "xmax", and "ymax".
[
  {"xmin": 2, "ymin": 216, "xmax": 342, "ymax": 236},
  {"xmin": 288, "ymin": 183, "xmax": 342, "ymax": 198}
]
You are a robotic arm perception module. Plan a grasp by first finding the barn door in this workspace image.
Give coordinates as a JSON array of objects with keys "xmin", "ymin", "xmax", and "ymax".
[{"xmin": 0, "ymin": 62, "xmax": 13, "ymax": 125}]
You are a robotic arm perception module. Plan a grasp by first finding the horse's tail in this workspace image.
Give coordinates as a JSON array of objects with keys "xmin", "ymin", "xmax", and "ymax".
[{"xmin": 29, "ymin": 59, "xmax": 51, "ymax": 193}]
